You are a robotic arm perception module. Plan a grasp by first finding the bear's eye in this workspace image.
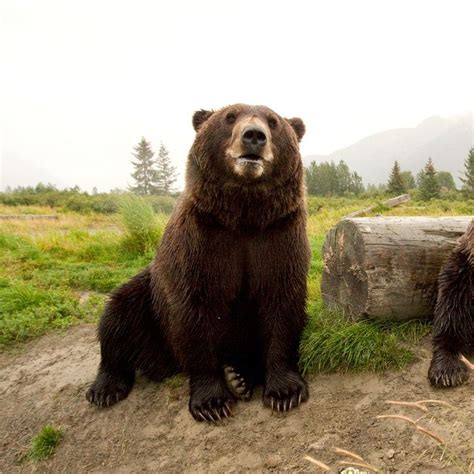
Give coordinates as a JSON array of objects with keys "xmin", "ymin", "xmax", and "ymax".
[
  {"xmin": 268, "ymin": 117, "xmax": 278, "ymax": 129},
  {"xmin": 226, "ymin": 113, "xmax": 236, "ymax": 124}
]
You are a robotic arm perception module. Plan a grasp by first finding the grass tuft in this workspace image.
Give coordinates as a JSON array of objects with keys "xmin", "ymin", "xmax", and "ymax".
[
  {"xmin": 27, "ymin": 425, "xmax": 62, "ymax": 460},
  {"xmin": 118, "ymin": 195, "xmax": 166, "ymax": 255},
  {"xmin": 300, "ymin": 303, "xmax": 431, "ymax": 374}
]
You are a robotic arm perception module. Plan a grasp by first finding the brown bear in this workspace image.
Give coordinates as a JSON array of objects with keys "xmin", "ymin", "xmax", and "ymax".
[
  {"xmin": 428, "ymin": 219, "xmax": 474, "ymax": 387},
  {"xmin": 86, "ymin": 104, "xmax": 310, "ymax": 422}
]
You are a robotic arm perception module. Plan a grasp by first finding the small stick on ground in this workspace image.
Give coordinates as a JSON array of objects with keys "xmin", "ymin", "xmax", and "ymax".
[
  {"xmin": 385, "ymin": 400, "xmax": 428, "ymax": 412},
  {"xmin": 334, "ymin": 447, "xmax": 365, "ymax": 462},
  {"xmin": 460, "ymin": 354, "xmax": 474, "ymax": 371},
  {"xmin": 304, "ymin": 455, "xmax": 331, "ymax": 471},
  {"xmin": 376, "ymin": 414, "xmax": 417, "ymax": 426},
  {"xmin": 416, "ymin": 399, "xmax": 455, "ymax": 409}
]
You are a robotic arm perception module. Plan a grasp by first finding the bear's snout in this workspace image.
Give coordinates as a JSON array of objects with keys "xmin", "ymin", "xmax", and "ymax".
[{"xmin": 241, "ymin": 125, "xmax": 267, "ymax": 155}]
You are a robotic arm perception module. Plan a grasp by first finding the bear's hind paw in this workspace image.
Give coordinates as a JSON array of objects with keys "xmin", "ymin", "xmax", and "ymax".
[{"xmin": 224, "ymin": 365, "xmax": 252, "ymax": 401}]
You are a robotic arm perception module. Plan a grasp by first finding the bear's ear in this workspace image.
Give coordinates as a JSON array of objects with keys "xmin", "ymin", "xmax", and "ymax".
[
  {"xmin": 192, "ymin": 109, "xmax": 214, "ymax": 132},
  {"xmin": 286, "ymin": 117, "xmax": 306, "ymax": 142}
]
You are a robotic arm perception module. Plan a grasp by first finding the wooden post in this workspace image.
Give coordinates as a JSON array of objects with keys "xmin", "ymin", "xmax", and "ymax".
[{"xmin": 321, "ymin": 216, "xmax": 473, "ymax": 321}]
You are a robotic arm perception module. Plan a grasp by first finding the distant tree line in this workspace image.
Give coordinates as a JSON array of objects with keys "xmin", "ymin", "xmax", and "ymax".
[
  {"xmin": 0, "ymin": 183, "xmax": 177, "ymax": 214},
  {"xmin": 305, "ymin": 148, "xmax": 474, "ymax": 201},
  {"xmin": 305, "ymin": 160, "xmax": 364, "ymax": 196}
]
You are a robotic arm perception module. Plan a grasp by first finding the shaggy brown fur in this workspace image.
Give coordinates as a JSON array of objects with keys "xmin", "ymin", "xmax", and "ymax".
[
  {"xmin": 86, "ymin": 104, "xmax": 310, "ymax": 422},
  {"xmin": 428, "ymin": 220, "xmax": 474, "ymax": 387}
]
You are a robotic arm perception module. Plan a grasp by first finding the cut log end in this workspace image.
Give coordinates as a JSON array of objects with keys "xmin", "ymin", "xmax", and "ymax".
[{"xmin": 321, "ymin": 216, "xmax": 473, "ymax": 321}]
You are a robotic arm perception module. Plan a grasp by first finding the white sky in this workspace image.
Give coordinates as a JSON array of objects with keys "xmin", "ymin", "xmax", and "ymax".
[{"xmin": 1, "ymin": 0, "xmax": 473, "ymax": 191}]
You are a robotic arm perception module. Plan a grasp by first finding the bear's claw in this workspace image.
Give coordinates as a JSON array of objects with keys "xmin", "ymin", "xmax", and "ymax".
[
  {"xmin": 86, "ymin": 371, "xmax": 133, "ymax": 408},
  {"xmin": 190, "ymin": 400, "xmax": 233, "ymax": 423},
  {"xmin": 223, "ymin": 365, "xmax": 252, "ymax": 401},
  {"xmin": 428, "ymin": 355, "xmax": 470, "ymax": 388},
  {"xmin": 263, "ymin": 369, "xmax": 308, "ymax": 413}
]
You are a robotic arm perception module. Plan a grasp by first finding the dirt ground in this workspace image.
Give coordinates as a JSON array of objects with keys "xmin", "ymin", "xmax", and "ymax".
[{"xmin": 0, "ymin": 325, "xmax": 472, "ymax": 473}]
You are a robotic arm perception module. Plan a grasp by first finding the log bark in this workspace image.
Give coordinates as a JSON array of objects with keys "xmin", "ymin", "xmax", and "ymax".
[{"xmin": 321, "ymin": 216, "xmax": 473, "ymax": 321}]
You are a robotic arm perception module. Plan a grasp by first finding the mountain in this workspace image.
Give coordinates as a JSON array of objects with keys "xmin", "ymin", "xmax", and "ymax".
[{"xmin": 304, "ymin": 114, "xmax": 473, "ymax": 186}]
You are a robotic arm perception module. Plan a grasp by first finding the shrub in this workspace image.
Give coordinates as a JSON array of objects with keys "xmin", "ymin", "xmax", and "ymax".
[
  {"xmin": 145, "ymin": 194, "xmax": 177, "ymax": 214},
  {"xmin": 119, "ymin": 195, "xmax": 166, "ymax": 255}
]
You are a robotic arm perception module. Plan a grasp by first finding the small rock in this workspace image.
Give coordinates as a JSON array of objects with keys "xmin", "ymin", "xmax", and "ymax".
[
  {"xmin": 387, "ymin": 448, "xmax": 396, "ymax": 459},
  {"xmin": 265, "ymin": 453, "xmax": 282, "ymax": 468}
]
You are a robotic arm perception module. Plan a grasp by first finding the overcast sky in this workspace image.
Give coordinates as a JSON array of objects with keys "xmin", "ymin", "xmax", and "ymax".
[{"xmin": 1, "ymin": 0, "xmax": 473, "ymax": 191}]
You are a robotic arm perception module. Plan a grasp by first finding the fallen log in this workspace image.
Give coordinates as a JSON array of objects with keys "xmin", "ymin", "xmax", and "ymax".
[
  {"xmin": 321, "ymin": 216, "xmax": 473, "ymax": 321},
  {"xmin": 0, "ymin": 214, "xmax": 59, "ymax": 220},
  {"xmin": 344, "ymin": 194, "xmax": 411, "ymax": 218}
]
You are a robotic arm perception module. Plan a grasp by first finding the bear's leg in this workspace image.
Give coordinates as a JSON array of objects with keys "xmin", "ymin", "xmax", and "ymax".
[
  {"xmin": 87, "ymin": 269, "xmax": 168, "ymax": 408},
  {"xmin": 428, "ymin": 248, "xmax": 472, "ymax": 388},
  {"xmin": 258, "ymin": 281, "xmax": 309, "ymax": 412},
  {"xmin": 221, "ymin": 302, "xmax": 262, "ymax": 401},
  {"xmin": 169, "ymin": 303, "xmax": 235, "ymax": 422}
]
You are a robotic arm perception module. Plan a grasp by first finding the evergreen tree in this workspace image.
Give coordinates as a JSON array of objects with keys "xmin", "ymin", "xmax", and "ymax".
[
  {"xmin": 349, "ymin": 172, "xmax": 364, "ymax": 195},
  {"xmin": 305, "ymin": 159, "xmax": 364, "ymax": 196},
  {"xmin": 418, "ymin": 158, "xmax": 441, "ymax": 201},
  {"xmin": 436, "ymin": 171, "xmax": 456, "ymax": 191},
  {"xmin": 130, "ymin": 138, "xmax": 158, "ymax": 195},
  {"xmin": 155, "ymin": 143, "xmax": 178, "ymax": 195},
  {"xmin": 400, "ymin": 171, "xmax": 416, "ymax": 190},
  {"xmin": 387, "ymin": 161, "xmax": 406, "ymax": 195},
  {"xmin": 460, "ymin": 148, "xmax": 474, "ymax": 196}
]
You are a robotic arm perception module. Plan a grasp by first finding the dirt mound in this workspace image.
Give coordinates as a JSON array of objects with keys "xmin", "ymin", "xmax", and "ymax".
[{"xmin": 1, "ymin": 325, "xmax": 472, "ymax": 472}]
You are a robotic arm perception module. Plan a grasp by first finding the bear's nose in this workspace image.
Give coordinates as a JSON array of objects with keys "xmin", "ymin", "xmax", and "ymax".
[{"xmin": 241, "ymin": 125, "xmax": 267, "ymax": 149}]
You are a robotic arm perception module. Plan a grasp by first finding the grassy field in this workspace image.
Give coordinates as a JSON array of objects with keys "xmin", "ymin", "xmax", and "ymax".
[{"xmin": 1, "ymin": 196, "xmax": 472, "ymax": 373}]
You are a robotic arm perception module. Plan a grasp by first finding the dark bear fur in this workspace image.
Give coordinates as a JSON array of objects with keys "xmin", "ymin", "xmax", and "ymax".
[
  {"xmin": 428, "ymin": 220, "xmax": 474, "ymax": 387},
  {"xmin": 86, "ymin": 104, "xmax": 311, "ymax": 421}
]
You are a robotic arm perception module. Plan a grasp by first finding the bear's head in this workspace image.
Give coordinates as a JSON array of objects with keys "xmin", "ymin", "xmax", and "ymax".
[{"xmin": 189, "ymin": 104, "xmax": 305, "ymax": 186}]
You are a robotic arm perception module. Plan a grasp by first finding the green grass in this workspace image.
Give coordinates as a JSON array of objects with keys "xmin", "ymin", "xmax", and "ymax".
[
  {"xmin": 300, "ymin": 303, "xmax": 431, "ymax": 374},
  {"xmin": 0, "ymin": 214, "xmax": 155, "ymax": 348},
  {"xmin": 0, "ymin": 196, "xmax": 468, "ymax": 372},
  {"xmin": 27, "ymin": 425, "xmax": 62, "ymax": 461}
]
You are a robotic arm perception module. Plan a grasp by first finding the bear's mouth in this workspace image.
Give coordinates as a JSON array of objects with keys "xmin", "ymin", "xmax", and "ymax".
[{"xmin": 238, "ymin": 154, "xmax": 263, "ymax": 164}]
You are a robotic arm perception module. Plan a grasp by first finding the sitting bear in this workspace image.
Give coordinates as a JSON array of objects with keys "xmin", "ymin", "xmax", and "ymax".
[
  {"xmin": 428, "ymin": 220, "xmax": 474, "ymax": 387},
  {"xmin": 86, "ymin": 104, "xmax": 310, "ymax": 421}
]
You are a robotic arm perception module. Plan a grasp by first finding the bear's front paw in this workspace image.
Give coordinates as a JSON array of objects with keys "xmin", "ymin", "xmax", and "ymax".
[
  {"xmin": 428, "ymin": 353, "xmax": 470, "ymax": 388},
  {"xmin": 263, "ymin": 369, "xmax": 308, "ymax": 412},
  {"xmin": 86, "ymin": 370, "xmax": 134, "ymax": 408},
  {"xmin": 189, "ymin": 377, "xmax": 235, "ymax": 423}
]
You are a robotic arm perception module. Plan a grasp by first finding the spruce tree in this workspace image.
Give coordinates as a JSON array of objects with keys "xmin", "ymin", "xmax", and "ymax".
[
  {"xmin": 387, "ymin": 161, "xmax": 406, "ymax": 195},
  {"xmin": 418, "ymin": 158, "xmax": 441, "ymax": 201},
  {"xmin": 400, "ymin": 171, "xmax": 416, "ymax": 190},
  {"xmin": 155, "ymin": 143, "xmax": 177, "ymax": 195},
  {"xmin": 460, "ymin": 148, "xmax": 474, "ymax": 196},
  {"xmin": 436, "ymin": 171, "xmax": 456, "ymax": 191},
  {"xmin": 130, "ymin": 138, "xmax": 158, "ymax": 195}
]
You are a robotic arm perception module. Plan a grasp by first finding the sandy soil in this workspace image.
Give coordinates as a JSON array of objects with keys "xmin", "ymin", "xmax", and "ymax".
[{"xmin": 0, "ymin": 325, "xmax": 472, "ymax": 473}]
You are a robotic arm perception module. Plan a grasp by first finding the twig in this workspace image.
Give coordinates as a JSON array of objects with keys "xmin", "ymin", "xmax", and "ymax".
[
  {"xmin": 460, "ymin": 354, "xmax": 474, "ymax": 371},
  {"xmin": 334, "ymin": 447, "xmax": 364, "ymax": 461},
  {"xmin": 416, "ymin": 426, "xmax": 445, "ymax": 445},
  {"xmin": 376, "ymin": 414, "xmax": 417, "ymax": 426},
  {"xmin": 385, "ymin": 400, "xmax": 428, "ymax": 412},
  {"xmin": 416, "ymin": 399, "xmax": 455, "ymax": 409},
  {"xmin": 304, "ymin": 455, "xmax": 330, "ymax": 471}
]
